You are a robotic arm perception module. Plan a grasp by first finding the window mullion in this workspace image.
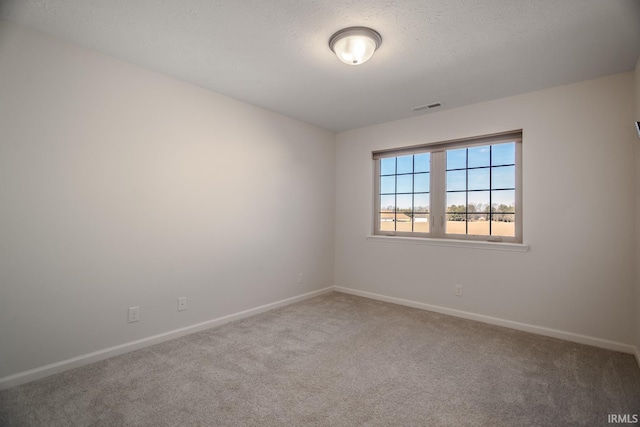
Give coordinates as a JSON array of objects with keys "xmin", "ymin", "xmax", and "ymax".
[
  {"xmin": 394, "ymin": 157, "xmax": 398, "ymax": 232},
  {"xmin": 373, "ymin": 159, "xmax": 381, "ymax": 235},
  {"xmin": 430, "ymin": 150, "xmax": 446, "ymax": 237}
]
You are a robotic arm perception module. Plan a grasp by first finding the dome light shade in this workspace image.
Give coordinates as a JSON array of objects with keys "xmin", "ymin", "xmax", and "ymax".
[{"xmin": 329, "ymin": 27, "xmax": 382, "ymax": 65}]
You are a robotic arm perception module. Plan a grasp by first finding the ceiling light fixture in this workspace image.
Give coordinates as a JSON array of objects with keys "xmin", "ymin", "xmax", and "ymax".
[{"xmin": 329, "ymin": 27, "xmax": 382, "ymax": 66}]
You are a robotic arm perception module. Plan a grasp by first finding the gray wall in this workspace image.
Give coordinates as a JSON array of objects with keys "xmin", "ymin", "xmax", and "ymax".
[
  {"xmin": 0, "ymin": 21, "xmax": 336, "ymax": 379},
  {"xmin": 2, "ymin": 20, "xmax": 639, "ymax": 383},
  {"xmin": 635, "ymin": 56, "xmax": 640, "ymax": 361},
  {"xmin": 336, "ymin": 72, "xmax": 637, "ymax": 348}
]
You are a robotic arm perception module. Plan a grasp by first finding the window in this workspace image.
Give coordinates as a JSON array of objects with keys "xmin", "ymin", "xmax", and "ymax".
[{"xmin": 373, "ymin": 131, "xmax": 522, "ymax": 243}]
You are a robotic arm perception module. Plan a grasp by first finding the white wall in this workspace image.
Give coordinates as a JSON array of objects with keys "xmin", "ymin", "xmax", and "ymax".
[
  {"xmin": 0, "ymin": 21, "xmax": 335, "ymax": 379},
  {"xmin": 336, "ymin": 72, "xmax": 637, "ymax": 346}
]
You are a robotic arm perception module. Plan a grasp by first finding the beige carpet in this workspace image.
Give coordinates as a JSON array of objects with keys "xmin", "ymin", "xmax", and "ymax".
[{"xmin": 1, "ymin": 292, "xmax": 639, "ymax": 426}]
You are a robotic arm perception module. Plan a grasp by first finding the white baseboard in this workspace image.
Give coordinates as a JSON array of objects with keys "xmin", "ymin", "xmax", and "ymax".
[
  {"xmin": 0, "ymin": 286, "xmax": 334, "ymax": 390},
  {"xmin": 334, "ymin": 286, "xmax": 638, "ymax": 357}
]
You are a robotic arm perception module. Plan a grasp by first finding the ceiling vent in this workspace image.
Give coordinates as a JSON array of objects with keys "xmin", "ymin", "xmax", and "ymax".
[{"xmin": 413, "ymin": 103, "xmax": 441, "ymax": 112}]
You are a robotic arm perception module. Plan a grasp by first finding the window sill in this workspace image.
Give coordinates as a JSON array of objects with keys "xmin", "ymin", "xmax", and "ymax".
[{"xmin": 366, "ymin": 235, "xmax": 529, "ymax": 252}]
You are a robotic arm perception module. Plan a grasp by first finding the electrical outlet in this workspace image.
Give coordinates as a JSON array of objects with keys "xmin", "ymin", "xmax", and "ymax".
[
  {"xmin": 128, "ymin": 306, "xmax": 140, "ymax": 323},
  {"xmin": 298, "ymin": 273, "xmax": 304, "ymax": 285},
  {"xmin": 178, "ymin": 297, "xmax": 187, "ymax": 312},
  {"xmin": 455, "ymin": 285, "xmax": 463, "ymax": 297}
]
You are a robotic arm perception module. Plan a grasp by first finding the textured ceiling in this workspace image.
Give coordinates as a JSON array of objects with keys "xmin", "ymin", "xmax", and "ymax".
[{"xmin": 2, "ymin": 0, "xmax": 640, "ymax": 132}]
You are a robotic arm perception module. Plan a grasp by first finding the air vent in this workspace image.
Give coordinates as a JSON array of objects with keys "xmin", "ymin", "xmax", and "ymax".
[{"xmin": 412, "ymin": 103, "xmax": 441, "ymax": 112}]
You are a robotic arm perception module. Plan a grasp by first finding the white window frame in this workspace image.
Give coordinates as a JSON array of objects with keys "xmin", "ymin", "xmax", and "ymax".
[{"xmin": 373, "ymin": 130, "xmax": 522, "ymax": 243}]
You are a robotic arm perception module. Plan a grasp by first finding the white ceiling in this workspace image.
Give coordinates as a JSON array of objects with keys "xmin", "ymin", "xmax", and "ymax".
[{"xmin": 2, "ymin": 0, "xmax": 639, "ymax": 132}]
